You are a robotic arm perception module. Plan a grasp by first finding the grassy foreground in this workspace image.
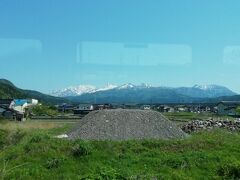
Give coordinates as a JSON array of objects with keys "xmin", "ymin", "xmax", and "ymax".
[{"xmin": 0, "ymin": 120, "xmax": 240, "ymax": 179}]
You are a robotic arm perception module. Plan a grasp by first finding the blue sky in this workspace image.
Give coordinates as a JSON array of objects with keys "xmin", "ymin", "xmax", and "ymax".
[{"xmin": 1, "ymin": 0, "xmax": 240, "ymax": 93}]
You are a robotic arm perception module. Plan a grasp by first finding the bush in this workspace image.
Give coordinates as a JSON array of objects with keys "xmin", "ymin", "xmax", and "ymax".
[
  {"xmin": 164, "ymin": 156, "xmax": 190, "ymax": 169},
  {"xmin": 0, "ymin": 129, "xmax": 7, "ymax": 149},
  {"xmin": 4, "ymin": 148, "xmax": 19, "ymax": 161},
  {"xmin": 217, "ymin": 161, "xmax": 240, "ymax": 178},
  {"xmin": 71, "ymin": 141, "xmax": 92, "ymax": 157},
  {"xmin": 31, "ymin": 105, "xmax": 58, "ymax": 117},
  {"xmin": 29, "ymin": 132, "xmax": 50, "ymax": 143},
  {"xmin": 24, "ymin": 132, "xmax": 51, "ymax": 153},
  {"xmin": 45, "ymin": 158, "xmax": 61, "ymax": 169},
  {"xmin": 81, "ymin": 166, "xmax": 124, "ymax": 180},
  {"xmin": 95, "ymin": 166, "xmax": 123, "ymax": 180},
  {"xmin": 7, "ymin": 129, "xmax": 26, "ymax": 145}
]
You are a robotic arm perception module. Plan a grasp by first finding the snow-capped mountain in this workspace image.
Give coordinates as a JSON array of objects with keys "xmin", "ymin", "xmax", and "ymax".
[
  {"xmin": 51, "ymin": 85, "xmax": 96, "ymax": 97},
  {"xmin": 116, "ymin": 83, "xmax": 152, "ymax": 90},
  {"xmin": 193, "ymin": 84, "xmax": 223, "ymax": 90},
  {"xmin": 50, "ymin": 84, "xmax": 117, "ymax": 97},
  {"xmin": 117, "ymin": 83, "xmax": 136, "ymax": 89},
  {"xmin": 96, "ymin": 84, "xmax": 118, "ymax": 92},
  {"xmin": 138, "ymin": 83, "xmax": 152, "ymax": 88},
  {"xmin": 66, "ymin": 83, "xmax": 237, "ymax": 104},
  {"xmin": 175, "ymin": 84, "xmax": 236, "ymax": 98},
  {"xmin": 51, "ymin": 83, "xmax": 237, "ymax": 100}
]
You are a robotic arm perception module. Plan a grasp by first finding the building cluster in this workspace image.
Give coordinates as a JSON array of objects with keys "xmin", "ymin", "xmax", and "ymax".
[
  {"xmin": 0, "ymin": 99, "xmax": 38, "ymax": 121},
  {"xmin": 1, "ymin": 98, "xmax": 240, "ymax": 121},
  {"xmin": 56, "ymin": 101, "xmax": 240, "ymax": 116},
  {"xmin": 217, "ymin": 101, "xmax": 240, "ymax": 116}
]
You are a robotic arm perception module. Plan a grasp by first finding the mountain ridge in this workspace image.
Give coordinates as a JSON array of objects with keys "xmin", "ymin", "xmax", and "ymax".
[
  {"xmin": 1, "ymin": 79, "xmax": 238, "ymax": 105},
  {"xmin": 64, "ymin": 83, "xmax": 237, "ymax": 104},
  {"xmin": 51, "ymin": 83, "xmax": 237, "ymax": 99}
]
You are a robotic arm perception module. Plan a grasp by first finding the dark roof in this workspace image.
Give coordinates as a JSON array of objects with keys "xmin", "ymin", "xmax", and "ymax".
[
  {"xmin": 224, "ymin": 106, "xmax": 237, "ymax": 111},
  {"xmin": 217, "ymin": 101, "xmax": 240, "ymax": 106},
  {"xmin": 0, "ymin": 99, "xmax": 13, "ymax": 105}
]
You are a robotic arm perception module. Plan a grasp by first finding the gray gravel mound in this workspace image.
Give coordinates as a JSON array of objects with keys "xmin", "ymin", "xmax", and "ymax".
[{"xmin": 68, "ymin": 109, "xmax": 187, "ymax": 140}]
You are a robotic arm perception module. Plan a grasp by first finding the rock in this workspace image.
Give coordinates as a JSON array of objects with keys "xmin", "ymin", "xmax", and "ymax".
[
  {"xmin": 181, "ymin": 119, "xmax": 240, "ymax": 133},
  {"xmin": 55, "ymin": 134, "xmax": 68, "ymax": 138}
]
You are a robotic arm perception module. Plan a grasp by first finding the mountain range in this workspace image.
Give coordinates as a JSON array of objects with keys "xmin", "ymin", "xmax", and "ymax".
[
  {"xmin": 52, "ymin": 83, "xmax": 238, "ymax": 104},
  {"xmin": 1, "ymin": 79, "xmax": 239, "ymax": 105},
  {"xmin": 51, "ymin": 83, "xmax": 236, "ymax": 98}
]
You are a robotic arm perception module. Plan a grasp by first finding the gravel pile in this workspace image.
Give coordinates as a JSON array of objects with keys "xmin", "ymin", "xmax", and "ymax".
[
  {"xmin": 182, "ymin": 120, "xmax": 240, "ymax": 133},
  {"xmin": 68, "ymin": 109, "xmax": 187, "ymax": 140}
]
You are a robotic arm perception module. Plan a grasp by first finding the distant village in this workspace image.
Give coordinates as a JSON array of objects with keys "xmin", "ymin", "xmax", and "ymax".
[
  {"xmin": 1, "ymin": 98, "xmax": 240, "ymax": 121},
  {"xmin": 59, "ymin": 101, "xmax": 240, "ymax": 116}
]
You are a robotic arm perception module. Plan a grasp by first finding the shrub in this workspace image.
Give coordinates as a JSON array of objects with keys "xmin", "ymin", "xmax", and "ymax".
[
  {"xmin": 81, "ymin": 166, "xmax": 124, "ymax": 180},
  {"xmin": 96, "ymin": 166, "xmax": 123, "ymax": 180},
  {"xmin": 217, "ymin": 161, "xmax": 240, "ymax": 178},
  {"xmin": 45, "ymin": 158, "xmax": 61, "ymax": 169},
  {"xmin": 7, "ymin": 129, "xmax": 26, "ymax": 146},
  {"xmin": 29, "ymin": 132, "xmax": 50, "ymax": 143},
  {"xmin": 0, "ymin": 129, "xmax": 7, "ymax": 149},
  {"xmin": 4, "ymin": 148, "xmax": 19, "ymax": 161},
  {"xmin": 31, "ymin": 105, "xmax": 58, "ymax": 117},
  {"xmin": 71, "ymin": 141, "xmax": 92, "ymax": 157},
  {"xmin": 24, "ymin": 132, "xmax": 51, "ymax": 153},
  {"xmin": 164, "ymin": 156, "xmax": 190, "ymax": 169}
]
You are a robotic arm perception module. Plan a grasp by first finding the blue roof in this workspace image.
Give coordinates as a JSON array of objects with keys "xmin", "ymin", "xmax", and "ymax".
[{"xmin": 14, "ymin": 99, "xmax": 28, "ymax": 106}]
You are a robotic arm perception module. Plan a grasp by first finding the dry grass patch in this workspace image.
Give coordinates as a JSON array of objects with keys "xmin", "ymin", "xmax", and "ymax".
[{"xmin": 0, "ymin": 120, "xmax": 64, "ymax": 131}]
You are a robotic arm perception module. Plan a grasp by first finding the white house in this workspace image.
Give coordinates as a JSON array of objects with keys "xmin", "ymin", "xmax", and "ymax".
[
  {"xmin": 141, "ymin": 105, "xmax": 151, "ymax": 110},
  {"xmin": 74, "ymin": 104, "xmax": 94, "ymax": 115}
]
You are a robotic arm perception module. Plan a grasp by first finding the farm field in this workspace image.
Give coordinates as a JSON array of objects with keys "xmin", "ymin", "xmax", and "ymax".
[
  {"xmin": 163, "ymin": 112, "xmax": 235, "ymax": 123},
  {"xmin": 0, "ymin": 118, "xmax": 240, "ymax": 179}
]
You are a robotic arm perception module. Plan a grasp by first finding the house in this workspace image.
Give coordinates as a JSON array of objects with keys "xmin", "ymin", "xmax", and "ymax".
[
  {"xmin": 157, "ymin": 105, "xmax": 165, "ymax": 112},
  {"xmin": 74, "ymin": 104, "xmax": 94, "ymax": 115},
  {"xmin": 164, "ymin": 106, "xmax": 175, "ymax": 112},
  {"xmin": 141, "ymin": 105, "xmax": 151, "ymax": 110},
  {"xmin": 123, "ymin": 104, "xmax": 139, "ymax": 109},
  {"xmin": 57, "ymin": 103, "xmax": 75, "ymax": 112},
  {"xmin": 0, "ymin": 99, "xmax": 13, "ymax": 107},
  {"xmin": 217, "ymin": 101, "xmax": 240, "ymax": 116},
  {"xmin": 0, "ymin": 99, "xmax": 14, "ymax": 119},
  {"xmin": 0, "ymin": 99, "xmax": 38, "ymax": 121},
  {"xmin": 95, "ymin": 104, "xmax": 112, "ymax": 110},
  {"xmin": 0, "ymin": 107, "xmax": 9, "ymax": 117},
  {"xmin": 155, "ymin": 105, "xmax": 174, "ymax": 112},
  {"xmin": 174, "ymin": 105, "xmax": 188, "ymax": 112}
]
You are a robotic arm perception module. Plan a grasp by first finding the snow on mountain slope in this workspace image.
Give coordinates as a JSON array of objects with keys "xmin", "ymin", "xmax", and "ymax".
[
  {"xmin": 50, "ymin": 83, "xmax": 237, "ymax": 98},
  {"xmin": 95, "ymin": 84, "xmax": 118, "ymax": 92},
  {"xmin": 51, "ymin": 85, "xmax": 96, "ymax": 97},
  {"xmin": 193, "ymin": 84, "xmax": 223, "ymax": 90},
  {"xmin": 50, "ymin": 84, "xmax": 117, "ymax": 97},
  {"xmin": 117, "ymin": 83, "xmax": 135, "ymax": 89},
  {"xmin": 176, "ymin": 84, "xmax": 237, "ymax": 98}
]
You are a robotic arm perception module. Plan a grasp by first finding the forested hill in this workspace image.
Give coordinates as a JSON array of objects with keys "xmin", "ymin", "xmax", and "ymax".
[{"xmin": 0, "ymin": 79, "xmax": 68, "ymax": 104}]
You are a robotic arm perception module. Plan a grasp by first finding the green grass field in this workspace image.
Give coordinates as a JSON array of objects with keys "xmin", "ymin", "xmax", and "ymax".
[
  {"xmin": 163, "ymin": 112, "xmax": 235, "ymax": 123},
  {"xmin": 0, "ymin": 119, "xmax": 240, "ymax": 179}
]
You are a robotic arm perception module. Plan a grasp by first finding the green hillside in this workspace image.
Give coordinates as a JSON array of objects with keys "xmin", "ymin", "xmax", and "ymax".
[{"xmin": 0, "ymin": 79, "xmax": 68, "ymax": 104}]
